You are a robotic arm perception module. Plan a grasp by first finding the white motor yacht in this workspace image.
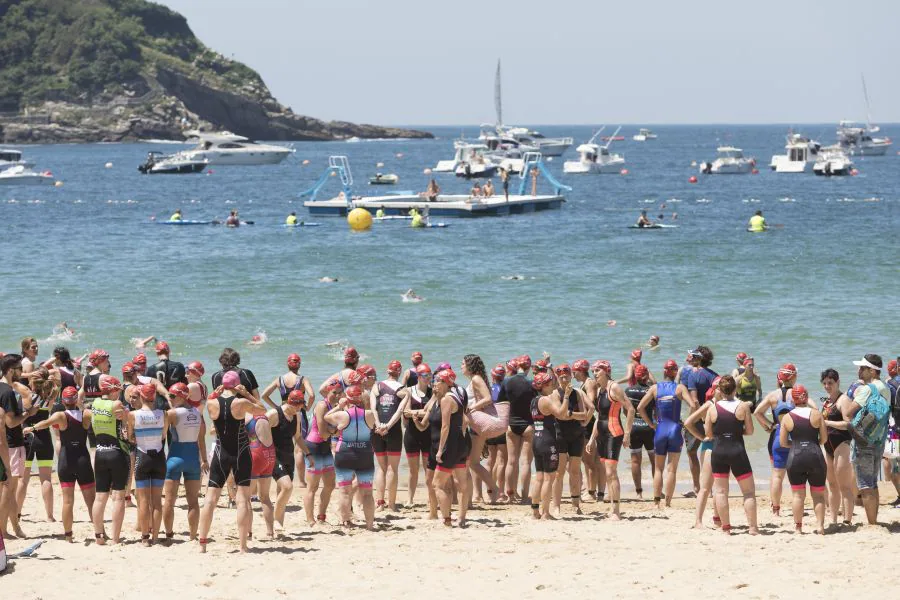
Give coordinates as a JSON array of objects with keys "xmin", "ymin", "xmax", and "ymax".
[
  {"xmin": 700, "ymin": 146, "xmax": 755, "ymax": 174},
  {"xmin": 836, "ymin": 121, "xmax": 891, "ymax": 156},
  {"xmin": 0, "ymin": 165, "xmax": 55, "ymax": 185},
  {"xmin": 632, "ymin": 128, "xmax": 657, "ymax": 141},
  {"xmin": 0, "ymin": 149, "xmax": 34, "ymax": 171},
  {"xmin": 180, "ymin": 130, "xmax": 294, "ymax": 165},
  {"xmin": 434, "ymin": 141, "xmax": 501, "ymax": 178},
  {"xmin": 138, "ymin": 151, "xmax": 208, "ymax": 174},
  {"xmin": 563, "ymin": 127, "xmax": 625, "ymax": 174},
  {"xmin": 769, "ymin": 133, "xmax": 820, "ymax": 173},
  {"xmin": 813, "ymin": 145, "xmax": 854, "ymax": 176}
]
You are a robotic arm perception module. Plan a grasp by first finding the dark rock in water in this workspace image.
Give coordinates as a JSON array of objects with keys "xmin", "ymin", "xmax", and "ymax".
[{"xmin": 0, "ymin": 0, "xmax": 432, "ymax": 144}]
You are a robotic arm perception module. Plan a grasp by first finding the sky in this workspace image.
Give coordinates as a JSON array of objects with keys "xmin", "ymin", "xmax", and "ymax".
[{"xmin": 158, "ymin": 0, "xmax": 899, "ymax": 126}]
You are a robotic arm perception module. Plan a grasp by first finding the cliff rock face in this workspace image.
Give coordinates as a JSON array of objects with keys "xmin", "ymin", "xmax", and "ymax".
[{"xmin": 0, "ymin": 0, "xmax": 431, "ymax": 143}]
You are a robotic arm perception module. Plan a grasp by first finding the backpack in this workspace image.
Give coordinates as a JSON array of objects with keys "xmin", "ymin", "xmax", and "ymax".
[{"xmin": 849, "ymin": 383, "xmax": 890, "ymax": 448}]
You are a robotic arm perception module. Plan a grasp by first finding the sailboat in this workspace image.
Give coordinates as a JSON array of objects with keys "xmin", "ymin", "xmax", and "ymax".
[
  {"xmin": 836, "ymin": 75, "xmax": 892, "ymax": 156},
  {"xmin": 482, "ymin": 59, "xmax": 573, "ymax": 157}
]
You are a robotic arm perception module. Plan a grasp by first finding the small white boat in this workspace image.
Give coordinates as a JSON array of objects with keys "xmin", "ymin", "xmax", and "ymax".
[
  {"xmin": 138, "ymin": 152, "xmax": 207, "ymax": 174},
  {"xmin": 769, "ymin": 133, "xmax": 820, "ymax": 173},
  {"xmin": 180, "ymin": 130, "xmax": 294, "ymax": 165},
  {"xmin": 836, "ymin": 121, "xmax": 891, "ymax": 156},
  {"xmin": 369, "ymin": 173, "xmax": 399, "ymax": 185},
  {"xmin": 632, "ymin": 128, "xmax": 657, "ymax": 142},
  {"xmin": 0, "ymin": 165, "xmax": 55, "ymax": 185},
  {"xmin": 434, "ymin": 141, "xmax": 500, "ymax": 178},
  {"xmin": 0, "ymin": 149, "xmax": 34, "ymax": 172},
  {"xmin": 813, "ymin": 145, "xmax": 854, "ymax": 176},
  {"xmin": 563, "ymin": 127, "xmax": 625, "ymax": 174},
  {"xmin": 700, "ymin": 146, "xmax": 755, "ymax": 174}
]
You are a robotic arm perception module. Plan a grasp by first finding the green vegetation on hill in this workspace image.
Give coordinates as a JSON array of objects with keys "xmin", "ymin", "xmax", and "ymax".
[{"xmin": 0, "ymin": 0, "xmax": 263, "ymax": 111}]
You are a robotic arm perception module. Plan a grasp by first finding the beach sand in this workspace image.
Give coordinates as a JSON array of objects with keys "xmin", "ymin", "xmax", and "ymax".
[{"xmin": 3, "ymin": 476, "xmax": 899, "ymax": 599}]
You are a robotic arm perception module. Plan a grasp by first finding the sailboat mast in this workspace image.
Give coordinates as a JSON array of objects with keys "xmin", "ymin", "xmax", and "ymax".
[
  {"xmin": 860, "ymin": 74, "xmax": 872, "ymax": 131},
  {"xmin": 494, "ymin": 59, "xmax": 502, "ymax": 128}
]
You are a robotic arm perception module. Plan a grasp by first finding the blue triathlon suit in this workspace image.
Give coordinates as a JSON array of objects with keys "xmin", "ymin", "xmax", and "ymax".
[{"xmin": 653, "ymin": 381, "xmax": 683, "ymax": 455}]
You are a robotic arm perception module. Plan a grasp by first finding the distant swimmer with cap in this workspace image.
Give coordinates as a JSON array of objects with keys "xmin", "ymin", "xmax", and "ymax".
[
  {"xmin": 586, "ymin": 360, "xmax": 634, "ymax": 520},
  {"xmin": 748, "ymin": 210, "xmax": 767, "ymax": 232},
  {"xmin": 645, "ymin": 335, "xmax": 661, "ymax": 351},
  {"xmin": 286, "ymin": 211, "xmax": 298, "ymax": 226},
  {"xmin": 753, "ymin": 362, "xmax": 797, "ymax": 516},
  {"xmin": 638, "ymin": 359, "xmax": 691, "ymax": 508},
  {"xmin": 169, "ymin": 209, "xmax": 182, "ymax": 222}
]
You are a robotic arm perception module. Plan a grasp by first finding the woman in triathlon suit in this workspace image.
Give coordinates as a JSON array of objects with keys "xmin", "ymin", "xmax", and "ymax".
[
  {"xmin": 779, "ymin": 385, "xmax": 828, "ymax": 534},
  {"xmin": 754, "ymin": 363, "xmax": 797, "ymax": 516},
  {"xmin": 371, "ymin": 361, "xmax": 404, "ymax": 511},
  {"xmin": 23, "ymin": 385, "xmax": 96, "ymax": 542},
  {"xmin": 198, "ymin": 371, "xmax": 267, "ymax": 553},
  {"xmin": 819, "ymin": 368, "xmax": 854, "ymax": 526},
  {"xmin": 246, "ymin": 405, "xmax": 276, "ymax": 538},
  {"xmin": 683, "ymin": 380, "xmax": 719, "ymax": 528},
  {"xmin": 550, "ymin": 364, "xmax": 590, "ymax": 516},
  {"xmin": 88, "ymin": 374, "xmax": 130, "ymax": 545},
  {"xmin": 163, "ymin": 382, "xmax": 207, "ymax": 541},
  {"xmin": 705, "ymin": 376, "xmax": 758, "ymax": 535},
  {"xmin": 268, "ymin": 388, "xmax": 309, "ymax": 532},
  {"xmin": 571, "ymin": 359, "xmax": 598, "ymax": 501},
  {"xmin": 411, "ymin": 369, "xmax": 469, "ymax": 526},
  {"xmin": 462, "ymin": 354, "xmax": 504, "ymax": 504},
  {"xmin": 399, "ymin": 363, "xmax": 433, "ymax": 507},
  {"xmin": 130, "ymin": 383, "xmax": 169, "ymax": 546},
  {"xmin": 586, "ymin": 360, "xmax": 633, "ymax": 520},
  {"xmin": 530, "ymin": 372, "xmax": 561, "ymax": 519},
  {"xmin": 324, "ymin": 384, "xmax": 377, "ymax": 529},
  {"xmin": 638, "ymin": 359, "xmax": 691, "ymax": 508},
  {"xmin": 618, "ymin": 349, "xmax": 656, "ymax": 386},
  {"xmin": 19, "ymin": 368, "xmax": 58, "ymax": 523},
  {"xmin": 734, "ymin": 358, "xmax": 762, "ymax": 409},
  {"xmin": 304, "ymin": 377, "xmax": 339, "ymax": 525},
  {"xmin": 486, "ymin": 364, "xmax": 509, "ymax": 503}
]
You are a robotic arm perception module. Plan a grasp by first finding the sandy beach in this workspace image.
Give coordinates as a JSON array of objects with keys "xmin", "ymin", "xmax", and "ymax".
[{"xmin": 3, "ymin": 475, "xmax": 899, "ymax": 599}]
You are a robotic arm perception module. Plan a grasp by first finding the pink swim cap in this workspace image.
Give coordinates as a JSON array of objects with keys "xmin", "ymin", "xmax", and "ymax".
[{"xmin": 222, "ymin": 371, "xmax": 240, "ymax": 389}]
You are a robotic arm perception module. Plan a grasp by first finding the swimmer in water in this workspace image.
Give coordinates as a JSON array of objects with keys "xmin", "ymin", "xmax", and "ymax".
[
  {"xmin": 319, "ymin": 277, "xmax": 339, "ymax": 283},
  {"xmin": 133, "ymin": 336, "xmax": 156, "ymax": 349},
  {"xmin": 249, "ymin": 332, "xmax": 267, "ymax": 346},
  {"xmin": 402, "ymin": 289, "xmax": 423, "ymax": 302},
  {"xmin": 645, "ymin": 335, "xmax": 660, "ymax": 351}
]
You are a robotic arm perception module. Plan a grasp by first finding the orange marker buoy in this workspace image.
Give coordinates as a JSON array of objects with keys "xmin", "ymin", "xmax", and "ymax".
[
  {"xmin": 688, "ymin": 175, "xmax": 698, "ymax": 184},
  {"xmin": 850, "ymin": 168, "xmax": 859, "ymax": 176},
  {"xmin": 620, "ymin": 168, "xmax": 629, "ymax": 175},
  {"xmin": 751, "ymin": 168, "xmax": 759, "ymax": 174}
]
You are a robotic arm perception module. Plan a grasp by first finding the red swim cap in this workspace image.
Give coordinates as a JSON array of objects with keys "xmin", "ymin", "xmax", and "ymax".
[
  {"xmin": 62, "ymin": 386, "xmax": 78, "ymax": 402},
  {"xmin": 707, "ymin": 377, "xmax": 722, "ymax": 402},
  {"xmin": 532, "ymin": 371, "xmax": 554, "ymax": 390},
  {"xmin": 592, "ymin": 360, "xmax": 611, "ymax": 374},
  {"xmin": 434, "ymin": 369, "xmax": 456, "ymax": 385},
  {"xmin": 387, "ymin": 360, "xmax": 402, "ymax": 375},
  {"xmin": 411, "ymin": 351, "xmax": 423, "ymax": 365},
  {"xmin": 631, "ymin": 349, "xmax": 643, "ymax": 361},
  {"xmin": 736, "ymin": 352, "xmax": 748, "ymax": 362},
  {"xmin": 887, "ymin": 359, "xmax": 898, "ymax": 377},
  {"xmin": 345, "ymin": 370, "xmax": 364, "ymax": 386},
  {"xmin": 518, "ymin": 355, "xmax": 532, "ymax": 371},
  {"xmin": 287, "ymin": 354, "xmax": 302, "ymax": 368},
  {"xmin": 777, "ymin": 363, "xmax": 797, "ymax": 382},
  {"xmin": 491, "ymin": 364, "xmax": 506, "ymax": 380},
  {"xmin": 288, "ymin": 389, "xmax": 306, "ymax": 405},
  {"xmin": 139, "ymin": 382, "xmax": 157, "ymax": 400},
  {"xmin": 89, "ymin": 349, "xmax": 110, "ymax": 367},
  {"xmin": 155, "ymin": 341, "xmax": 170, "ymax": 355},
  {"xmin": 344, "ymin": 347, "xmax": 359, "ymax": 361},
  {"xmin": 791, "ymin": 385, "xmax": 809, "ymax": 404},
  {"xmin": 322, "ymin": 377, "xmax": 342, "ymax": 393},
  {"xmin": 554, "ymin": 363, "xmax": 572, "ymax": 376},
  {"xmin": 99, "ymin": 374, "xmax": 122, "ymax": 394},
  {"xmin": 168, "ymin": 382, "xmax": 189, "ymax": 399},
  {"xmin": 506, "ymin": 358, "xmax": 520, "ymax": 373},
  {"xmin": 415, "ymin": 363, "xmax": 432, "ymax": 376},
  {"xmin": 121, "ymin": 362, "xmax": 136, "ymax": 375},
  {"xmin": 634, "ymin": 364, "xmax": 649, "ymax": 381},
  {"xmin": 663, "ymin": 359, "xmax": 678, "ymax": 375},
  {"xmin": 533, "ymin": 359, "xmax": 550, "ymax": 373},
  {"xmin": 187, "ymin": 361, "xmax": 205, "ymax": 376},
  {"xmin": 132, "ymin": 353, "xmax": 147, "ymax": 366},
  {"xmin": 345, "ymin": 385, "xmax": 363, "ymax": 399},
  {"xmin": 356, "ymin": 364, "xmax": 376, "ymax": 379},
  {"xmin": 572, "ymin": 359, "xmax": 590, "ymax": 373}
]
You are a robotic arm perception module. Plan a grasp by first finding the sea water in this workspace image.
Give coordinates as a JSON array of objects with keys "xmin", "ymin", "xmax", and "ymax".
[{"xmin": 2, "ymin": 124, "xmax": 897, "ymax": 480}]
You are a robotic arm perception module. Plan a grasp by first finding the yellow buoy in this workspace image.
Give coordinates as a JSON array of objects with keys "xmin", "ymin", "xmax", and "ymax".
[{"xmin": 347, "ymin": 207, "xmax": 373, "ymax": 231}]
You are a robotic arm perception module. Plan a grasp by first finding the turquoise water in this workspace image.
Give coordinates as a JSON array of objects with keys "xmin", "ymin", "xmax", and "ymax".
[{"xmin": 2, "ymin": 125, "xmax": 898, "ymax": 472}]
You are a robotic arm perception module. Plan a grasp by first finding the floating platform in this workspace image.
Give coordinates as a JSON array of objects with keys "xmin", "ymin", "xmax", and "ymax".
[{"xmin": 304, "ymin": 194, "xmax": 565, "ymax": 217}]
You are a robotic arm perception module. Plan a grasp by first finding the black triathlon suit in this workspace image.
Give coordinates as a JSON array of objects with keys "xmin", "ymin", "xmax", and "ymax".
[
  {"xmin": 532, "ymin": 396, "xmax": 560, "ymax": 473},
  {"xmin": 710, "ymin": 400, "xmax": 753, "ymax": 480},
  {"xmin": 555, "ymin": 387, "xmax": 584, "ymax": 458},
  {"xmin": 822, "ymin": 396, "xmax": 851, "ymax": 458},
  {"xmin": 403, "ymin": 385, "xmax": 433, "ymax": 457},
  {"xmin": 500, "ymin": 374, "xmax": 534, "ymax": 436},
  {"xmin": 373, "ymin": 381, "xmax": 403, "ymax": 455},
  {"xmin": 58, "ymin": 408, "xmax": 95, "ymax": 488},
  {"xmin": 428, "ymin": 388, "xmax": 466, "ymax": 471},
  {"xmin": 209, "ymin": 394, "xmax": 251, "ymax": 487},
  {"xmin": 625, "ymin": 382, "xmax": 654, "ymax": 452},
  {"xmin": 785, "ymin": 407, "xmax": 827, "ymax": 490},
  {"xmin": 271, "ymin": 405, "xmax": 298, "ymax": 481}
]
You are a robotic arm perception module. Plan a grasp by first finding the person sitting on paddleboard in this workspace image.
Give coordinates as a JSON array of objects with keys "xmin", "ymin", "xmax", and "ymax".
[
  {"xmin": 636, "ymin": 210, "xmax": 652, "ymax": 228},
  {"xmin": 226, "ymin": 210, "xmax": 240, "ymax": 227}
]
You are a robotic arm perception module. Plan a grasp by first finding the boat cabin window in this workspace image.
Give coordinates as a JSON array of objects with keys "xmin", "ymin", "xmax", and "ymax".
[
  {"xmin": 217, "ymin": 143, "xmax": 246, "ymax": 149},
  {"xmin": 0, "ymin": 151, "xmax": 22, "ymax": 161}
]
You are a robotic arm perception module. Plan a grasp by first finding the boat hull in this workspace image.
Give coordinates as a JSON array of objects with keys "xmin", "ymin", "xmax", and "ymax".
[
  {"xmin": 181, "ymin": 149, "xmax": 291, "ymax": 165},
  {"xmin": 563, "ymin": 160, "xmax": 624, "ymax": 174},
  {"xmin": 0, "ymin": 174, "xmax": 54, "ymax": 185}
]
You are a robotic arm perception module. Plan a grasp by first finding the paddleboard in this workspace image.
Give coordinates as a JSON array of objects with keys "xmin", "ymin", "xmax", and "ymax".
[
  {"xmin": 746, "ymin": 228, "xmax": 768, "ymax": 233},
  {"xmin": 628, "ymin": 224, "xmax": 677, "ymax": 229},
  {"xmin": 155, "ymin": 220, "xmax": 213, "ymax": 225},
  {"xmin": 375, "ymin": 215, "xmax": 413, "ymax": 221},
  {"xmin": 282, "ymin": 222, "xmax": 322, "ymax": 227},
  {"xmin": 413, "ymin": 223, "xmax": 449, "ymax": 229}
]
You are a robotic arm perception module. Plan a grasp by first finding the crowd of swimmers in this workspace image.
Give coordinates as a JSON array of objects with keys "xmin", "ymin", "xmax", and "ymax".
[{"xmin": 0, "ymin": 338, "xmax": 898, "ymax": 552}]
